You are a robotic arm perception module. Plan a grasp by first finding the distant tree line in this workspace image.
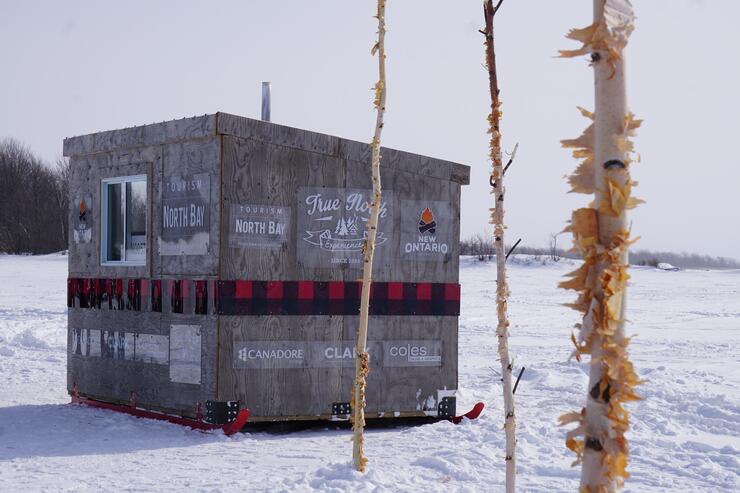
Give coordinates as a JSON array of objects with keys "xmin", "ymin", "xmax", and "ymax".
[
  {"xmin": 0, "ymin": 138, "xmax": 69, "ymax": 254},
  {"xmin": 459, "ymin": 232, "xmax": 497, "ymax": 260},
  {"xmin": 628, "ymin": 249, "xmax": 740, "ymax": 269},
  {"xmin": 460, "ymin": 232, "xmax": 575, "ymax": 262},
  {"xmin": 460, "ymin": 234, "xmax": 740, "ymax": 270}
]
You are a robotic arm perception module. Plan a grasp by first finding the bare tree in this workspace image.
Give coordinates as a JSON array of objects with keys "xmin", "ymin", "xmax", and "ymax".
[
  {"xmin": 483, "ymin": 1, "xmax": 517, "ymax": 491},
  {"xmin": 549, "ymin": 232, "xmax": 562, "ymax": 262},
  {"xmin": 470, "ymin": 232, "xmax": 485, "ymax": 261},
  {"xmin": 54, "ymin": 157, "xmax": 71, "ymax": 248}
]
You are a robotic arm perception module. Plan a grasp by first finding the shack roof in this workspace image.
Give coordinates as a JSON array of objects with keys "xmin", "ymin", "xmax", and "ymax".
[{"xmin": 63, "ymin": 113, "xmax": 470, "ymax": 185}]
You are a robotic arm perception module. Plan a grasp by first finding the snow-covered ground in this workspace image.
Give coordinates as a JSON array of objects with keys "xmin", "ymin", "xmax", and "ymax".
[{"xmin": 0, "ymin": 253, "xmax": 737, "ymax": 492}]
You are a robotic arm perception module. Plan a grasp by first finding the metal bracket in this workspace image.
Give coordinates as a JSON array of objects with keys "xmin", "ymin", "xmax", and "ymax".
[
  {"xmin": 204, "ymin": 400, "xmax": 240, "ymax": 425},
  {"xmin": 331, "ymin": 402, "xmax": 352, "ymax": 418},
  {"xmin": 438, "ymin": 396, "xmax": 457, "ymax": 419},
  {"xmin": 331, "ymin": 402, "xmax": 351, "ymax": 418}
]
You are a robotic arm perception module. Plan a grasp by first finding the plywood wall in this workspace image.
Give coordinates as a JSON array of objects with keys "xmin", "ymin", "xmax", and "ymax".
[
  {"xmin": 65, "ymin": 116, "xmax": 222, "ymax": 415},
  {"xmin": 216, "ymin": 114, "xmax": 465, "ymax": 419}
]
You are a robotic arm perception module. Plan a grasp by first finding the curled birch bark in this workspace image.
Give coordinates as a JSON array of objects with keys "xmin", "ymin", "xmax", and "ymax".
[
  {"xmin": 483, "ymin": 1, "xmax": 517, "ymax": 491},
  {"xmin": 351, "ymin": 0, "xmax": 387, "ymax": 473},
  {"xmin": 559, "ymin": 1, "xmax": 642, "ymax": 491}
]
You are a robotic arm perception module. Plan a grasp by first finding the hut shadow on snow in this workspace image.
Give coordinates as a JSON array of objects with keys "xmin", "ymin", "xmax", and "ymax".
[
  {"xmin": 0, "ymin": 403, "xmax": 224, "ymax": 460},
  {"xmin": 0, "ymin": 403, "xmax": 445, "ymax": 460}
]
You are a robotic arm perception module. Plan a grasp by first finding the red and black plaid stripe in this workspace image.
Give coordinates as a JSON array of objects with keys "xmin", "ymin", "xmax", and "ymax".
[
  {"xmin": 216, "ymin": 280, "xmax": 460, "ymax": 316},
  {"xmin": 68, "ymin": 278, "xmax": 460, "ymax": 317},
  {"xmin": 68, "ymin": 277, "xmax": 210, "ymax": 315}
]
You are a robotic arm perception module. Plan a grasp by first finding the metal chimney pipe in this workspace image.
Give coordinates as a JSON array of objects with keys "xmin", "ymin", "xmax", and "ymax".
[{"xmin": 261, "ymin": 82, "xmax": 271, "ymax": 122}]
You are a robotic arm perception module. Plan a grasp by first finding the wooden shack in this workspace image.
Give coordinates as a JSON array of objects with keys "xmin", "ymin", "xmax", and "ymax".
[{"xmin": 64, "ymin": 113, "xmax": 470, "ymax": 425}]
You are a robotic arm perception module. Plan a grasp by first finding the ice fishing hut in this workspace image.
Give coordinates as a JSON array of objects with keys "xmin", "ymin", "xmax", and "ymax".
[{"xmin": 64, "ymin": 112, "xmax": 470, "ymax": 425}]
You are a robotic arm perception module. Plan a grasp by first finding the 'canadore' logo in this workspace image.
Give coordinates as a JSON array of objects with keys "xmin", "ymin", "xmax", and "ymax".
[
  {"xmin": 238, "ymin": 347, "xmax": 304, "ymax": 361},
  {"xmin": 404, "ymin": 207, "xmax": 448, "ymax": 254}
]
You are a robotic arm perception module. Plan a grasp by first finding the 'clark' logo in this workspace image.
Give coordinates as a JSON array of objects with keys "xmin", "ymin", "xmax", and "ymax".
[{"xmin": 418, "ymin": 207, "xmax": 436, "ymax": 235}]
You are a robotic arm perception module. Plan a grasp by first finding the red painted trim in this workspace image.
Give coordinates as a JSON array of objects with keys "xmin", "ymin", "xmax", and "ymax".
[{"xmin": 70, "ymin": 393, "xmax": 250, "ymax": 436}]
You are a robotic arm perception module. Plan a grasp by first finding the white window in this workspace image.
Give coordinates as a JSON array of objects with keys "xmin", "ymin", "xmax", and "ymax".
[{"xmin": 101, "ymin": 175, "xmax": 147, "ymax": 265}]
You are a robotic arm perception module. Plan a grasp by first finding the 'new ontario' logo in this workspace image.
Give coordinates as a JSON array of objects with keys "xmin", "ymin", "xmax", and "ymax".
[{"xmin": 404, "ymin": 206, "xmax": 448, "ymax": 255}]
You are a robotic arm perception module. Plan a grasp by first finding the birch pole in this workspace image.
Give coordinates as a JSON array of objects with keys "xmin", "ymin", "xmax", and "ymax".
[
  {"xmin": 558, "ymin": 1, "xmax": 642, "ymax": 491},
  {"xmin": 351, "ymin": 0, "xmax": 387, "ymax": 473},
  {"xmin": 483, "ymin": 1, "xmax": 516, "ymax": 491}
]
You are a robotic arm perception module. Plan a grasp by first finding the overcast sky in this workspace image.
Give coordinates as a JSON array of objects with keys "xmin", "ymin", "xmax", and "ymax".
[{"xmin": 1, "ymin": 1, "xmax": 738, "ymax": 259}]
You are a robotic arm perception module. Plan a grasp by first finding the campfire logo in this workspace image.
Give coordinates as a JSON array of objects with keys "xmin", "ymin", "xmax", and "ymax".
[
  {"xmin": 418, "ymin": 207, "xmax": 436, "ymax": 235},
  {"xmin": 79, "ymin": 199, "xmax": 87, "ymax": 222},
  {"xmin": 73, "ymin": 195, "xmax": 93, "ymax": 244}
]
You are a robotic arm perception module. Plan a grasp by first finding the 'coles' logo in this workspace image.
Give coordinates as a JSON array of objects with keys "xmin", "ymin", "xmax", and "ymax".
[{"xmin": 418, "ymin": 207, "xmax": 436, "ymax": 235}]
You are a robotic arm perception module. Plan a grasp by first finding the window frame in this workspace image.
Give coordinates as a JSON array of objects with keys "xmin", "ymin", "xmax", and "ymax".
[{"xmin": 100, "ymin": 174, "xmax": 148, "ymax": 266}]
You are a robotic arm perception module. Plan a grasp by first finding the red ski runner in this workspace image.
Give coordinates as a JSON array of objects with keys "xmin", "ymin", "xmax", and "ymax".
[
  {"xmin": 451, "ymin": 402, "xmax": 486, "ymax": 424},
  {"xmin": 70, "ymin": 386, "xmax": 250, "ymax": 436}
]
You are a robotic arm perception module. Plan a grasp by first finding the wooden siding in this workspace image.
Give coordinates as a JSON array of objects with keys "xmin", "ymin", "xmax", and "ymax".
[{"xmin": 218, "ymin": 315, "xmax": 456, "ymax": 419}]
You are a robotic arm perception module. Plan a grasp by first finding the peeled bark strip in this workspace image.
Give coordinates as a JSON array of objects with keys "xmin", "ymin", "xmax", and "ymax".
[
  {"xmin": 483, "ymin": 1, "xmax": 517, "ymax": 491},
  {"xmin": 351, "ymin": 0, "xmax": 387, "ymax": 473},
  {"xmin": 558, "ymin": 1, "xmax": 642, "ymax": 491}
]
